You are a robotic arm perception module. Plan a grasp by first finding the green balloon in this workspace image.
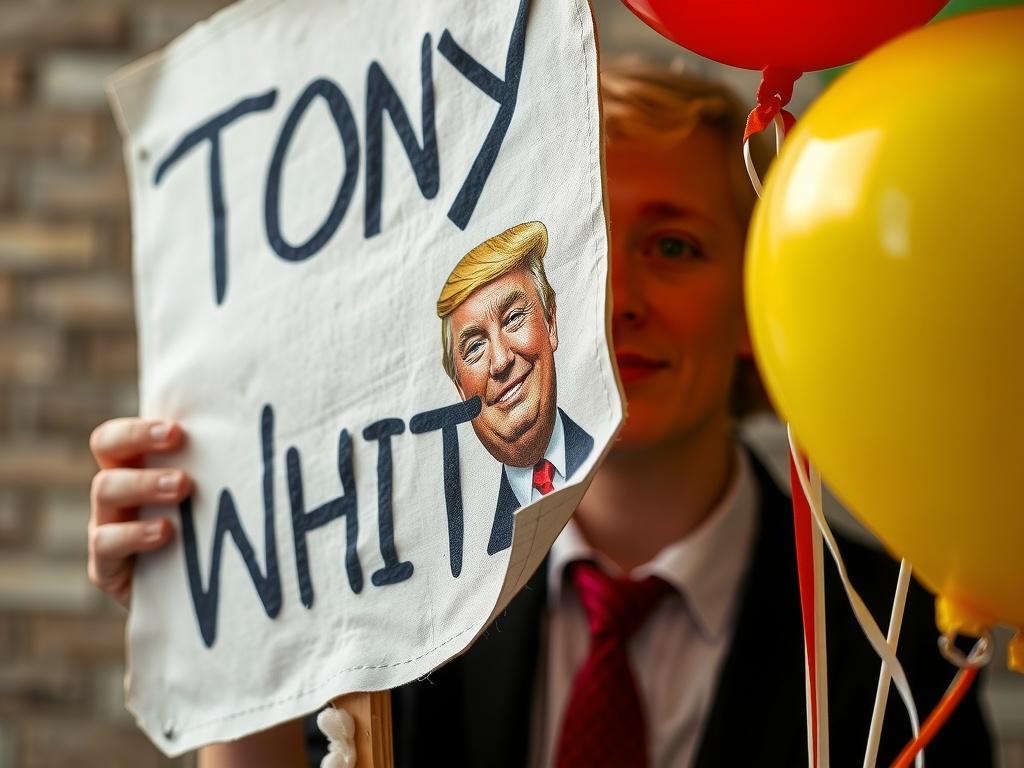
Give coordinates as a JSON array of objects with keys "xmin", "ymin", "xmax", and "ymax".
[
  {"xmin": 937, "ymin": 0, "xmax": 1023, "ymax": 17},
  {"xmin": 820, "ymin": 0, "xmax": 1024, "ymax": 84}
]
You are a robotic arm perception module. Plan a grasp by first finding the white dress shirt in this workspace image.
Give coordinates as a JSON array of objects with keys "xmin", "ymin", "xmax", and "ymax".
[
  {"xmin": 506, "ymin": 410, "xmax": 567, "ymax": 506},
  {"xmin": 535, "ymin": 448, "xmax": 759, "ymax": 768}
]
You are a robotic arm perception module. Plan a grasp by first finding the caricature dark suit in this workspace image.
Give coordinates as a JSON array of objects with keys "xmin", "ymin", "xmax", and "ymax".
[{"xmin": 486, "ymin": 407, "xmax": 595, "ymax": 555}]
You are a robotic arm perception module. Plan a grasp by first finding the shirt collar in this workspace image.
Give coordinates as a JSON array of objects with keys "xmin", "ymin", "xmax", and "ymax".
[
  {"xmin": 548, "ymin": 446, "xmax": 758, "ymax": 642},
  {"xmin": 505, "ymin": 410, "xmax": 566, "ymax": 507}
]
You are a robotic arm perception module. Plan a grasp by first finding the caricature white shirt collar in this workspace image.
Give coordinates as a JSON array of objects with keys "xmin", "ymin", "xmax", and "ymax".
[{"xmin": 505, "ymin": 410, "xmax": 567, "ymax": 507}]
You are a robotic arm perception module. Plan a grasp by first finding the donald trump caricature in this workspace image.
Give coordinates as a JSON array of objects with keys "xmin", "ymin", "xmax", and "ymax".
[{"xmin": 436, "ymin": 221, "xmax": 594, "ymax": 555}]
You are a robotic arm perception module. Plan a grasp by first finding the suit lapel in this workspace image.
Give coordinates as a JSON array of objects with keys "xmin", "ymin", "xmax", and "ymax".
[
  {"xmin": 488, "ymin": 466, "xmax": 520, "ymax": 555},
  {"xmin": 558, "ymin": 408, "xmax": 594, "ymax": 480},
  {"xmin": 693, "ymin": 455, "xmax": 807, "ymax": 768}
]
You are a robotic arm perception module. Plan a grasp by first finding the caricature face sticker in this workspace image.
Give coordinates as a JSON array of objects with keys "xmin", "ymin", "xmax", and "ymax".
[
  {"xmin": 108, "ymin": 0, "xmax": 617, "ymax": 754},
  {"xmin": 436, "ymin": 221, "xmax": 595, "ymax": 558},
  {"xmin": 442, "ymin": 222, "xmax": 561, "ymax": 468}
]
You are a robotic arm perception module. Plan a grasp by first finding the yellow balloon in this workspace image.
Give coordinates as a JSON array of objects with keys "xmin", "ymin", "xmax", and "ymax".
[{"xmin": 746, "ymin": 8, "xmax": 1024, "ymax": 662}]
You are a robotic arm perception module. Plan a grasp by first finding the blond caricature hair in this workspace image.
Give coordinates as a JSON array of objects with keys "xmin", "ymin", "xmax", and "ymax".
[
  {"xmin": 601, "ymin": 63, "xmax": 773, "ymax": 416},
  {"xmin": 437, "ymin": 221, "xmax": 554, "ymax": 383}
]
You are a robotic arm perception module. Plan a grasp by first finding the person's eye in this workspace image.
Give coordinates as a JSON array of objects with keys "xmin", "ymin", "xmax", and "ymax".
[{"xmin": 655, "ymin": 234, "xmax": 702, "ymax": 260}]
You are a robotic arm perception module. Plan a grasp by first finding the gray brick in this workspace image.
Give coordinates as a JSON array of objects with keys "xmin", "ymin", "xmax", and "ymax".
[
  {"xmin": 30, "ymin": 615, "xmax": 124, "ymax": 663},
  {"xmin": 0, "ymin": 490, "xmax": 29, "ymax": 546},
  {"xmin": 0, "ymin": 440, "xmax": 95, "ymax": 488},
  {"xmin": 0, "ymin": 5, "xmax": 127, "ymax": 50},
  {"xmin": 37, "ymin": 490, "xmax": 88, "ymax": 555},
  {"xmin": 15, "ymin": 380, "xmax": 137, "ymax": 438},
  {"xmin": 0, "ymin": 110, "xmax": 108, "ymax": 165},
  {"xmin": 25, "ymin": 164, "xmax": 129, "ymax": 217},
  {"xmin": 0, "ymin": 663, "xmax": 90, "ymax": 715},
  {"xmin": 86, "ymin": 330, "xmax": 138, "ymax": 378},
  {"xmin": 37, "ymin": 54, "xmax": 134, "ymax": 109},
  {"xmin": 0, "ymin": 557, "xmax": 98, "ymax": 614},
  {"xmin": 0, "ymin": 276, "xmax": 14, "ymax": 320},
  {"xmin": 0, "ymin": 161, "xmax": 13, "ymax": 211},
  {"xmin": 0, "ymin": 218, "xmax": 99, "ymax": 271},
  {"xmin": 27, "ymin": 273, "xmax": 134, "ymax": 327},
  {"xmin": 0, "ymin": 614, "xmax": 25, "ymax": 661},
  {"xmin": 20, "ymin": 718, "xmax": 180, "ymax": 768},
  {"xmin": 0, "ymin": 720, "xmax": 16, "ymax": 768},
  {"xmin": 0, "ymin": 53, "xmax": 30, "ymax": 108},
  {"xmin": 0, "ymin": 328, "xmax": 62, "ymax": 383}
]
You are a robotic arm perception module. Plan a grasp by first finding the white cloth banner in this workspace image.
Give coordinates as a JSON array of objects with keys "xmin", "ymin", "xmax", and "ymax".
[{"xmin": 109, "ymin": 0, "xmax": 617, "ymax": 755}]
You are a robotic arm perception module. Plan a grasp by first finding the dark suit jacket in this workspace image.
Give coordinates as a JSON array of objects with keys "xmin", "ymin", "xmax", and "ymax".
[
  {"xmin": 307, "ymin": 453, "xmax": 992, "ymax": 767},
  {"xmin": 488, "ymin": 408, "xmax": 594, "ymax": 555}
]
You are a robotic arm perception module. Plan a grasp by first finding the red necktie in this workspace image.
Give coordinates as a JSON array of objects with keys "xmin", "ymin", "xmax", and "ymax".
[
  {"xmin": 555, "ymin": 561, "xmax": 671, "ymax": 768},
  {"xmin": 533, "ymin": 459, "xmax": 556, "ymax": 496}
]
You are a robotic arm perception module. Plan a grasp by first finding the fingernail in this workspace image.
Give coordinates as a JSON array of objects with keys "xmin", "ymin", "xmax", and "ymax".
[
  {"xmin": 143, "ymin": 521, "xmax": 164, "ymax": 541},
  {"xmin": 150, "ymin": 423, "xmax": 172, "ymax": 442},
  {"xmin": 157, "ymin": 472, "xmax": 179, "ymax": 492}
]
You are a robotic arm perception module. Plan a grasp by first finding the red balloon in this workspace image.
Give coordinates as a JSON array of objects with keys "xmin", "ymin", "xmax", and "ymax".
[{"xmin": 620, "ymin": 0, "xmax": 950, "ymax": 72}]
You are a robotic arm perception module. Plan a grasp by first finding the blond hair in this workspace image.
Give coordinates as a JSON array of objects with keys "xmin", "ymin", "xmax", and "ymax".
[
  {"xmin": 437, "ymin": 221, "xmax": 554, "ymax": 383},
  {"xmin": 602, "ymin": 62, "xmax": 773, "ymax": 228},
  {"xmin": 601, "ymin": 63, "xmax": 773, "ymax": 416}
]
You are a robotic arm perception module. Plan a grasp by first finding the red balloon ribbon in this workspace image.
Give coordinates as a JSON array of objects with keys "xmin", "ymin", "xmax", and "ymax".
[
  {"xmin": 790, "ymin": 450, "xmax": 820, "ymax": 766},
  {"xmin": 744, "ymin": 66, "xmax": 801, "ymax": 143}
]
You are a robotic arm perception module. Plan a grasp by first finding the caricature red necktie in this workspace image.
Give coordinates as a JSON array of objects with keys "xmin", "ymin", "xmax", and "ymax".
[
  {"xmin": 533, "ymin": 459, "xmax": 556, "ymax": 496},
  {"xmin": 554, "ymin": 561, "xmax": 671, "ymax": 768}
]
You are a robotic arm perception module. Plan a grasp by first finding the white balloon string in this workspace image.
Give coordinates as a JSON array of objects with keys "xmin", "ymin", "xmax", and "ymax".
[
  {"xmin": 787, "ymin": 426, "xmax": 924, "ymax": 768},
  {"xmin": 745, "ymin": 111, "xmax": 825, "ymax": 765},
  {"xmin": 744, "ymin": 138, "xmax": 764, "ymax": 197},
  {"xmin": 801, "ymin": 642, "xmax": 816, "ymax": 768},
  {"xmin": 939, "ymin": 632, "xmax": 993, "ymax": 670},
  {"xmin": 743, "ymin": 113, "xmax": 786, "ymax": 198},
  {"xmin": 808, "ymin": 463, "xmax": 830, "ymax": 768},
  {"xmin": 863, "ymin": 559, "xmax": 913, "ymax": 768}
]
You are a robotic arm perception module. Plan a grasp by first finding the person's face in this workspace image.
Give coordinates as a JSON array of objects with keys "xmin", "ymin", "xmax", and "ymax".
[
  {"xmin": 450, "ymin": 266, "xmax": 559, "ymax": 468},
  {"xmin": 607, "ymin": 125, "xmax": 751, "ymax": 450}
]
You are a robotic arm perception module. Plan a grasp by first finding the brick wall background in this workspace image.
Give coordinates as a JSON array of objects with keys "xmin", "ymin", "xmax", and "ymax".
[
  {"xmin": 0, "ymin": 3, "xmax": 231, "ymax": 765},
  {"xmin": 0, "ymin": 1, "xmax": 1021, "ymax": 767}
]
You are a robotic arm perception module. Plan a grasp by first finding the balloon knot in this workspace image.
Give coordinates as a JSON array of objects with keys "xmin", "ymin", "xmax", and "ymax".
[{"xmin": 744, "ymin": 66, "xmax": 801, "ymax": 143}]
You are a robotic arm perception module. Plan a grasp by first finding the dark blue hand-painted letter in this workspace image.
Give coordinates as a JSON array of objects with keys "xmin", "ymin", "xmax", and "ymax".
[
  {"xmin": 179, "ymin": 405, "xmax": 282, "ymax": 647},
  {"xmin": 154, "ymin": 91, "xmax": 277, "ymax": 306},
  {"xmin": 438, "ymin": 0, "xmax": 528, "ymax": 229},
  {"xmin": 363, "ymin": 419, "xmax": 414, "ymax": 587},
  {"xmin": 365, "ymin": 34, "xmax": 439, "ymax": 238},
  {"xmin": 287, "ymin": 428, "xmax": 363, "ymax": 608},
  {"xmin": 410, "ymin": 397, "xmax": 481, "ymax": 577},
  {"xmin": 265, "ymin": 79, "xmax": 360, "ymax": 262}
]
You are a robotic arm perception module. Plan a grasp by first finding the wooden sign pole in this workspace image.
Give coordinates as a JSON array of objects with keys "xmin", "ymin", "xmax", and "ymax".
[{"xmin": 331, "ymin": 691, "xmax": 394, "ymax": 768}]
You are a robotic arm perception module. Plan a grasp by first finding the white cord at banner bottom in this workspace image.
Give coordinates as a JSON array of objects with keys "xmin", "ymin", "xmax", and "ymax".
[{"xmin": 788, "ymin": 427, "xmax": 924, "ymax": 768}]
